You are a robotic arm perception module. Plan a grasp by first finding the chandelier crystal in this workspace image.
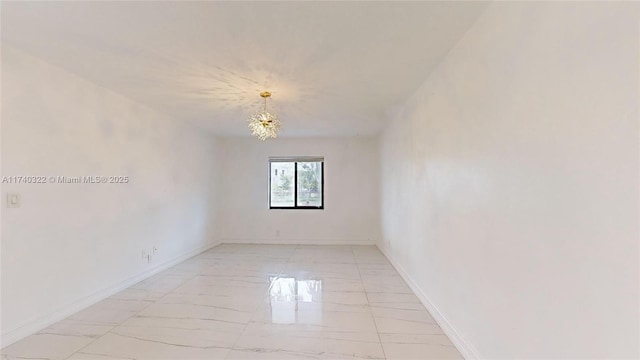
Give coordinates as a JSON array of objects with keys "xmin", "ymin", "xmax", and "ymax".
[{"xmin": 248, "ymin": 91, "xmax": 281, "ymax": 141}]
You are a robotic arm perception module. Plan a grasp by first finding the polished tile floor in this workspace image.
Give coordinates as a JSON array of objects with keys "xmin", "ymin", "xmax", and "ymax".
[{"xmin": 2, "ymin": 245, "xmax": 462, "ymax": 360}]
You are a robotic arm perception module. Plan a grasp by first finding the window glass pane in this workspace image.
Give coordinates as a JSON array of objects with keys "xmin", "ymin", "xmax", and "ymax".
[
  {"xmin": 270, "ymin": 162, "xmax": 295, "ymax": 207},
  {"xmin": 296, "ymin": 162, "xmax": 322, "ymax": 207}
]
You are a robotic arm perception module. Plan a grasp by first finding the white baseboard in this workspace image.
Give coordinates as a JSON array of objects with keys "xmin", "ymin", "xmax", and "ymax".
[
  {"xmin": 376, "ymin": 244, "xmax": 481, "ymax": 360},
  {"xmin": 1, "ymin": 239, "xmax": 221, "ymax": 349},
  {"xmin": 222, "ymin": 238, "xmax": 375, "ymax": 246}
]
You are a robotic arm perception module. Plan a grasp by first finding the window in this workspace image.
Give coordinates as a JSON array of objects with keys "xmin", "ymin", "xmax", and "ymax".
[{"xmin": 269, "ymin": 157, "xmax": 324, "ymax": 209}]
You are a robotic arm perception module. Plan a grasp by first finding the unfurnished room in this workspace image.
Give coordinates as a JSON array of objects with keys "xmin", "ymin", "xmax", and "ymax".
[{"xmin": 0, "ymin": 1, "xmax": 639, "ymax": 360}]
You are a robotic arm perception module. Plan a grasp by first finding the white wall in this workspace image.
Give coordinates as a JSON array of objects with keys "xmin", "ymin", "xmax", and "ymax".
[
  {"xmin": 218, "ymin": 137, "xmax": 379, "ymax": 245},
  {"xmin": 380, "ymin": 2, "xmax": 639, "ymax": 359},
  {"xmin": 1, "ymin": 46, "xmax": 221, "ymax": 346}
]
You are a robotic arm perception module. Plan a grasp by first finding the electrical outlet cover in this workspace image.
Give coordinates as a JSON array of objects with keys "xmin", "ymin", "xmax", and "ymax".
[{"xmin": 7, "ymin": 193, "xmax": 20, "ymax": 208}]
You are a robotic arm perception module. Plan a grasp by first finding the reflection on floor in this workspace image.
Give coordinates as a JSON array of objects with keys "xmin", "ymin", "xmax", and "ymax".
[{"xmin": 1, "ymin": 245, "xmax": 462, "ymax": 360}]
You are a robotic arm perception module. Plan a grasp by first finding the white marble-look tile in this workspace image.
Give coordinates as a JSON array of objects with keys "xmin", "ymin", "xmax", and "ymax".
[
  {"xmin": 108, "ymin": 316, "xmax": 245, "ymax": 350},
  {"xmin": 70, "ymin": 332, "xmax": 231, "ymax": 359},
  {"xmin": 120, "ymin": 313, "xmax": 246, "ymax": 333},
  {"xmin": 362, "ymin": 279, "xmax": 413, "ymax": 294},
  {"xmin": 158, "ymin": 292, "xmax": 264, "ymax": 313},
  {"xmin": 283, "ymin": 262, "xmax": 361, "ymax": 273},
  {"xmin": 362, "ymin": 275, "xmax": 408, "ymax": 286},
  {"xmin": 136, "ymin": 301, "xmax": 254, "ymax": 325},
  {"xmin": 370, "ymin": 303, "xmax": 435, "ymax": 321},
  {"xmin": 356, "ymin": 262, "xmax": 395, "ymax": 270},
  {"xmin": 380, "ymin": 333, "xmax": 463, "ymax": 359},
  {"xmin": 197, "ymin": 273, "xmax": 274, "ymax": 283},
  {"xmin": 371, "ymin": 304, "xmax": 443, "ymax": 334},
  {"xmin": 365, "ymin": 292, "xmax": 422, "ymax": 304},
  {"xmin": 232, "ymin": 326, "xmax": 384, "ymax": 360},
  {"xmin": 355, "ymin": 258, "xmax": 391, "ymax": 266},
  {"xmin": 226, "ymin": 348, "xmax": 332, "ymax": 359},
  {"xmin": 130, "ymin": 273, "xmax": 193, "ymax": 294},
  {"xmin": 200, "ymin": 263, "xmax": 284, "ymax": 278},
  {"xmin": 67, "ymin": 298, "xmax": 151, "ymax": 325},
  {"xmin": 257, "ymin": 296, "xmax": 371, "ymax": 317},
  {"xmin": 249, "ymin": 308, "xmax": 379, "ymax": 332},
  {"xmin": 252, "ymin": 301, "xmax": 371, "ymax": 329},
  {"xmin": 156, "ymin": 262, "xmax": 207, "ymax": 278},
  {"xmin": 110, "ymin": 287, "xmax": 166, "ymax": 302},
  {"xmin": 171, "ymin": 276, "xmax": 270, "ymax": 298},
  {"xmin": 1, "ymin": 333, "xmax": 93, "ymax": 360},
  {"xmin": 66, "ymin": 353, "xmax": 134, "ymax": 360},
  {"xmin": 37, "ymin": 319, "xmax": 113, "ymax": 340},
  {"xmin": 182, "ymin": 275, "xmax": 271, "ymax": 293},
  {"xmin": 288, "ymin": 247, "xmax": 357, "ymax": 264},
  {"xmin": 374, "ymin": 315, "xmax": 444, "ymax": 335},
  {"xmin": 356, "ymin": 264, "xmax": 398, "ymax": 278},
  {"xmin": 314, "ymin": 278, "xmax": 365, "ymax": 293},
  {"xmin": 313, "ymin": 291, "xmax": 370, "ymax": 305},
  {"xmin": 2, "ymin": 244, "xmax": 463, "ymax": 360},
  {"xmin": 369, "ymin": 301, "xmax": 426, "ymax": 312},
  {"xmin": 215, "ymin": 244, "xmax": 297, "ymax": 257},
  {"xmin": 360, "ymin": 272, "xmax": 403, "ymax": 281},
  {"xmin": 352, "ymin": 248, "xmax": 390, "ymax": 265},
  {"xmin": 281, "ymin": 267, "xmax": 362, "ymax": 282},
  {"xmin": 359, "ymin": 270, "xmax": 398, "ymax": 279},
  {"xmin": 297, "ymin": 301, "xmax": 370, "ymax": 314}
]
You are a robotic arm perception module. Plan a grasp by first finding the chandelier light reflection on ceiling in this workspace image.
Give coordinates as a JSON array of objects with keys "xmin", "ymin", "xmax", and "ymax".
[{"xmin": 248, "ymin": 91, "xmax": 281, "ymax": 141}]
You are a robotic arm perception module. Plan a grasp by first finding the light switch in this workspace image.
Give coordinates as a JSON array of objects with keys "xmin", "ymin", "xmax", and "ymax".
[{"xmin": 7, "ymin": 193, "xmax": 20, "ymax": 208}]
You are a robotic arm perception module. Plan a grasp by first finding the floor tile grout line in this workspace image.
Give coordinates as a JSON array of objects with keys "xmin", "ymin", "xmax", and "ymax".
[
  {"xmin": 62, "ymin": 256, "xmax": 209, "ymax": 360},
  {"xmin": 352, "ymin": 245, "xmax": 388, "ymax": 360},
  {"xmin": 222, "ymin": 244, "xmax": 297, "ymax": 359},
  {"xmin": 7, "ymin": 245, "xmax": 453, "ymax": 360}
]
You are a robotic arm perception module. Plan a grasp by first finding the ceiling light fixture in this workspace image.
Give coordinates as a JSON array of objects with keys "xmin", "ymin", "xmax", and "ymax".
[{"xmin": 248, "ymin": 91, "xmax": 281, "ymax": 141}]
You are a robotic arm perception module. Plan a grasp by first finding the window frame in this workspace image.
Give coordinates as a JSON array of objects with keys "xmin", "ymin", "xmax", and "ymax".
[{"xmin": 269, "ymin": 157, "xmax": 324, "ymax": 210}]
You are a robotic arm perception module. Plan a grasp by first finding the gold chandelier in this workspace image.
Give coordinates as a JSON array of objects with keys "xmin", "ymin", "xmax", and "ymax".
[{"xmin": 248, "ymin": 91, "xmax": 281, "ymax": 141}]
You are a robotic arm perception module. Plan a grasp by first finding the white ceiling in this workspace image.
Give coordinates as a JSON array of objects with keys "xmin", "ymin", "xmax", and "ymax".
[{"xmin": 2, "ymin": 1, "xmax": 487, "ymax": 137}]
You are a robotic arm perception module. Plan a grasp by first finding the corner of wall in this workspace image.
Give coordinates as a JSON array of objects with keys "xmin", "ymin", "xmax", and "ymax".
[{"xmin": 376, "ymin": 243, "xmax": 481, "ymax": 360}]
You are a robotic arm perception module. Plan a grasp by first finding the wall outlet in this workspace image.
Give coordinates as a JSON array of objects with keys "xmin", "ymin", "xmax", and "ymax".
[
  {"xmin": 7, "ymin": 193, "xmax": 20, "ymax": 208},
  {"xmin": 153, "ymin": 246, "xmax": 158, "ymax": 255},
  {"xmin": 142, "ymin": 250, "xmax": 148, "ymax": 260}
]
